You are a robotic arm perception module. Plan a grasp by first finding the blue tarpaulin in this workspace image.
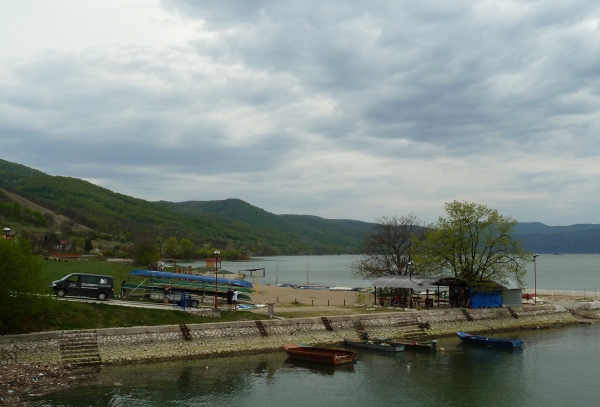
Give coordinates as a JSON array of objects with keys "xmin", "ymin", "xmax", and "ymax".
[{"xmin": 470, "ymin": 290, "xmax": 503, "ymax": 309}]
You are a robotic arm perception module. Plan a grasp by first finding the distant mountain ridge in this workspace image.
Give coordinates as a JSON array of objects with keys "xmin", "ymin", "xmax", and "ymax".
[
  {"xmin": 514, "ymin": 222, "xmax": 600, "ymax": 253},
  {"xmin": 0, "ymin": 159, "xmax": 373, "ymax": 255},
  {"xmin": 1, "ymin": 158, "xmax": 599, "ymax": 254}
]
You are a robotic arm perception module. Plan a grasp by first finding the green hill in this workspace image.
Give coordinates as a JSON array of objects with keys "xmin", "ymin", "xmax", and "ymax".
[{"xmin": 0, "ymin": 159, "xmax": 372, "ymax": 255}]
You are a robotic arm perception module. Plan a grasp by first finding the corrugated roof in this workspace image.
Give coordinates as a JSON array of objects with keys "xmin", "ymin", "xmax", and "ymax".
[
  {"xmin": 370, "ymin": 275, "xmax": 441, "ymax": 290},
  {"xmin": 371, "ymin": 275, "xmax": 514, "ymax": 290}
]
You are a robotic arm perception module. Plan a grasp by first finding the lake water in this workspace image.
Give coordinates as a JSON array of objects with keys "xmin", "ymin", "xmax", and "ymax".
[
  {"xmin": 31, "ymin": 324, "xmax": 600, "ymax": 407},
  {"xmin": 179, "ymin": 254, "xmax": 600, "ymax": 292}
]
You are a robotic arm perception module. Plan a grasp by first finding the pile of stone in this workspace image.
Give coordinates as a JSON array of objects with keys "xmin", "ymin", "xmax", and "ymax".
[{"xmin": 0, "ymin": 363, "xmax": 95, "ymax": 405}]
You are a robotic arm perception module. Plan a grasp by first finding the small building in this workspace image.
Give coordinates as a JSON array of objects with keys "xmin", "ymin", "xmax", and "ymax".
[
  {"xmin": 205, "ymin": 257, "xmax": 222, "ymax": 269},
  {"xmin": 371, "ymin": 275, "xmax": 523, "ymax": 309}
]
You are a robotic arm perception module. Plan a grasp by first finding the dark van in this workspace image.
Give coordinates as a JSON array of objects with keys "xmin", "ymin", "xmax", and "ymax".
[{"xmin": 50, "ymin": 273, "xmax": 114, "ymax": 300}]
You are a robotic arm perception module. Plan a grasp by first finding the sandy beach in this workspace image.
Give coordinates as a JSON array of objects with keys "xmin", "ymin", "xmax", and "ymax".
[{"xmin": 251, "ymin": 284, "xmax": 364, "ymax": 306}]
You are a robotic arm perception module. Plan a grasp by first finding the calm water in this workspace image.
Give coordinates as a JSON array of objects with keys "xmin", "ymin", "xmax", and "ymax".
[
  {"xmin": 179, "ymin": 254, "xmax": 600, "ymax": 291},
  {"xmin": 32, "ymin": 324, "xmax": 600, "ymax": 406}
]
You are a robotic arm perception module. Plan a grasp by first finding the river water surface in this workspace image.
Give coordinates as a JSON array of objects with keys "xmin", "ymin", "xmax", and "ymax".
[
  {"xmin": 32, "ymin": 324, "xmax": 600, "ymax": 407},
  {"xmin": 182, "ymin": 254, "xmax": 600, "ymax": 291}
]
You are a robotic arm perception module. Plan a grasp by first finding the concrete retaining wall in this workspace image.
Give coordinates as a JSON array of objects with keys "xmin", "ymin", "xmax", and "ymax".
[{"xmin": 0, "ymin": 305, "xmax": 580, "ymax": 365}]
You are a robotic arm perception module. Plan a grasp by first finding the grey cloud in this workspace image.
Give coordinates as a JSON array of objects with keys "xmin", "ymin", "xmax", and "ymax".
[{"xmin": 3, "ymin": 0, "xmax": 600, "ymax": 224}]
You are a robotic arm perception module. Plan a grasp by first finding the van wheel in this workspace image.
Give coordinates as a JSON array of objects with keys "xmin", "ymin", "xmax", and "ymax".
[
  {"xmin": 56, "ymin": 289, "xmax": 66, "ymax": 298},
  {"xmin": 191, "ymin": 300, "xmax": 200, "ymax": 308},
  {"xmin": 97, "ymin": 292, "xmax": 107, "ymax": 301}
]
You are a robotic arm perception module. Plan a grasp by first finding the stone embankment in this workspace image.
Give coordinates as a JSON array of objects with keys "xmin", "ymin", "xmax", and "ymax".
[{"xmin": 0, "ymin": 304, "xmax": 582, "ymax": 366}]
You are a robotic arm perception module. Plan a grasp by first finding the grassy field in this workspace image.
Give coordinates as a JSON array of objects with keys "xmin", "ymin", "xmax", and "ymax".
[
  {"xmin": 40, "ymin": 256, "xmax": 143, "ymax": 288},
  {"xmin": 0, "ymin": 258, "xmax": 266, "ymax": 335},
  {"xmin": 9, "ymin": 298, "xmax": 267, "ymax": 335}
]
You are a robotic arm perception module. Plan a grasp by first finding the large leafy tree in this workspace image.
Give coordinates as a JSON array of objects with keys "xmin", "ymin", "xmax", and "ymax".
[
  {"xmin": 164, "ymin": 237, "xmax": 179, "ymax": 257},
  {"xmin": 411, "ymin": 201, "xmax": 530, "ymax": 290},
  {"xmin": 178, "ymin": 239, "xmax": 196, "ymax": 259},
  {"xmin": 350, "ymin": 214, "xmax": 425, "ymax": 280}
]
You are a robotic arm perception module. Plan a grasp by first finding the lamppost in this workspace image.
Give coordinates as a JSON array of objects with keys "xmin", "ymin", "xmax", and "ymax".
[
  {"xmin": 174, "ymin": 250, "xmax": 177, "ymax": 273},
  {"xmin": 406, "ymin": 261, "xmax": 414, "ymax": 306},
  {"xmin": 533, "ymin": 254, "xmax": 539, "ymax": 305},
  {"xmin": 214, "ymin": 250, "xmax": 221, "ymax": 308}
]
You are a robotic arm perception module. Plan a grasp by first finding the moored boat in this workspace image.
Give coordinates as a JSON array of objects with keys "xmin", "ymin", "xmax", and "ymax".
[
  {"xmin": 344, "ymin": 338, "xmax": 405, "ymax": 352},
  {"xmin": 283, "ymin": 343, "xmax": 356, "ymax": 365},
  {"xmin": 456, "ymin": 332, "xmax": 523, "ymax": 348},
  {"xmin": 374, "ymin": 337, "xmax": 437, "ymax": 351}
]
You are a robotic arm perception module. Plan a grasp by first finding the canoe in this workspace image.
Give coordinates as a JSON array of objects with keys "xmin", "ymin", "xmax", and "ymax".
[
  {"xmin": 283, "ymin": 343, "xmax": 356, "ymax": 365},
  {"xmin": 374, "ymin": 337, "xmax": 437, "ymax": 351},
  {"xmin": 344, "ymin": 338, "xmax": 404, "ymax": 352},
  {"xmin": 456, "ymin": 332, "xmax": 523, "ymax": 348},
  {"xmin": 130, "ymin": 269, "xmax": 253, "ymax": 288}
]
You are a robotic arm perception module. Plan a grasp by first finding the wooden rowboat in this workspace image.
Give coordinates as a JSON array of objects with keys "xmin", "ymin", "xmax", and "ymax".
[
  {"xmin": 283, "ymin": 343, "xmax": 356, "ymax": 365},
  {"xmin": 456, "ymin": 332, "xmax": 523, "ymax": 348},
  {"xmin": 344, "ymin": 338, "xmax": 404, "ymax": 352},
  {"xmin": 374, "ymin": 337, "xmax": 437, "ymax": 351}
]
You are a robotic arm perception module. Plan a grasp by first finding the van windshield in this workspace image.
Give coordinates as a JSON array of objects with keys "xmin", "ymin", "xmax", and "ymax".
[{"xmin": 64, "ymin": 274, "xmax": 79, "ymax": 283}]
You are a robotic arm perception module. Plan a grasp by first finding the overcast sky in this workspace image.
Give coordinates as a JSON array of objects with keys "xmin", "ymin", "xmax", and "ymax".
[{"xmin": 1, "ymin": 0, "xmax": 600, "ymax": 226}]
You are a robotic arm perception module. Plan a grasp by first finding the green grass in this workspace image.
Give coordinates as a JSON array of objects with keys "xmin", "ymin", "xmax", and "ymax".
[
  {"xmin": 40, "ymin": 256, "xmax": 142, "ymax": 288},
  {"xmin": 0, "ymin": 258, "xmax": 264, "ymax": 335},
  {"xmin": 5, "ymin": 297, "xmax": 267, "ymax": 335}
]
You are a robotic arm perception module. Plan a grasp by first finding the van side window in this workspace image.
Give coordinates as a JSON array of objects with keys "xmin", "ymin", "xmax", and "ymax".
[
  {"xmin": 66, "ymin": 275, "xmax": 79, "ymax": 283},
  {"xmin": 100, "ymin": 278, "xmax": 108, "ymax": 284},
  {"xmin": 80, "ymin": 275, "xmax": 97, "ymax": 284}
]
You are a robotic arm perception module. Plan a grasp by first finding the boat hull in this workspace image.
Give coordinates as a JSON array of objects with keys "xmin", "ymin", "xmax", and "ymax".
[
  {"xmin": 374, "ymin": 337, "xmax": 436, "ymax": 351},
  {"xmin": 456, "ymin": 332, "xmax": 523, "ymax": 348},
  {"xmin": 283, "ymin": 343, "xmax": 356, "ymax": 365},
  {"xmin": 344, "ymin": 339, "xmax": 405, "ymax": 352}
]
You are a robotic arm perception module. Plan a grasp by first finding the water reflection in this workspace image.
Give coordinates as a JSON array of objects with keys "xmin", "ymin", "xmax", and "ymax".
[
  {"xmin": 282, "ymin": 357, "xmax": 355, "ymax": 375},
  {"xmin": 32, "ymin": 325, "xmax": 600, "ymax": 407}
]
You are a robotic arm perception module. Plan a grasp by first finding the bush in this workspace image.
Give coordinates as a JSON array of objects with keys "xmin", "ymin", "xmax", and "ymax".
[{"xmin": 0, "ymin": 237, "xmax": 45, "ymax": 334}]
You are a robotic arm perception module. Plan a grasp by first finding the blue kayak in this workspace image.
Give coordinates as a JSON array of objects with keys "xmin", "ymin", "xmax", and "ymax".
[
  {"xmin": 130, "ymin": 269, "xmax": 253, "ymax": 288},
  {"xmin": 456, "ymin": 332, "xmax": 523, "ymax": 348}
]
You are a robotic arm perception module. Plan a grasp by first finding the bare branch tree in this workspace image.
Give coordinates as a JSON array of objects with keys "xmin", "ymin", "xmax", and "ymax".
[{"xmin": 350, "ymin": 214, "xmax": 425, "ymax": 280}]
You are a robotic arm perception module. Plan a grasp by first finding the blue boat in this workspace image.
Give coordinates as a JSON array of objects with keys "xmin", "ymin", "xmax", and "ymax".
[
  {"xmin": 456, "ymin": 332, "xmax": 523, "ymax": 348},
  {"xmin": 130, "ymin": 269, "xmax": 253, "ymax": 288}
]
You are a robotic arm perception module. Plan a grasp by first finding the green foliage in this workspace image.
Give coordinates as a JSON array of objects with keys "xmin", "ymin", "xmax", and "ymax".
[
  {"xmin": 0, "ymin": 237, "xmax": 45, "ymax": 333},
  {"xmin": 134, "ymin": 241, "xmax": 160, "ymax": 266},
  {"xmin": 178, "ymin": 238, "xmax": 195, "ymax": 259},
  {"xmin": 0, "ymin": 201, "xmax": 47, "ymax": 226},
  {"xmin": 84, "ymin": 237, "xmax": 93, "ymax": 252},
  {"xmin": 411, "ymin": 201, "xmax": 530, "ymax": 289},
  {"xmin": 0, "ymin": 160, "xmax": 374, "ymax": 256},
  {"xmin": 164, "ymin": 237, "xmax": 178, "ymax": 257}
]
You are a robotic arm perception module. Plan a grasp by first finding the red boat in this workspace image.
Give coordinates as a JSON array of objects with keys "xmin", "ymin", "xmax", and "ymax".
[{"xmin": 283, "ymin": 343, "xmax": 356, "ymax": 365}]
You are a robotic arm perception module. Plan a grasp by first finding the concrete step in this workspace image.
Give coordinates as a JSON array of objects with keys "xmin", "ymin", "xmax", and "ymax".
[
  {"xmin": 60, "ymin": 349, "xmax": 100, "ymax": 357},
  {"xmin": 60, "ymin": 341, "xmax": 98, "ymax": 348}
]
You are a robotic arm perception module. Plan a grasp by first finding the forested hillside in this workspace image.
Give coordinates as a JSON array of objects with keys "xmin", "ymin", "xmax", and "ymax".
[
  {"xmin": 2, "ymin": 158, "xmax": 599, "ymax": 256},
  {"xmin": 0, "ymin": 159, "xmax": 372, "ymax": 255}
]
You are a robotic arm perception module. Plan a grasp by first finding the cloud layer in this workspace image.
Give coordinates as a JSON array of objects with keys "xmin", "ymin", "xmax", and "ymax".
[{"xmin": 2, "ymin": 0, "xmax": 600, "ymax": 225}]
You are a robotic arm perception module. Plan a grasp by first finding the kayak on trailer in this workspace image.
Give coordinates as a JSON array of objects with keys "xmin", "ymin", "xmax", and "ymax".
[
  {"xmin": 129, "ymin": 269, "xmax": 253, "ymax": 288},
  {"xmin": 151, "ymin": 278, "xmax": 253, "ymax": 293},
  {"xmin": 121, "ymin": 283, "xmax": 252, "ymax": 302},
  {"xmin": 456, "ymin": 332, "xmax": 523, "ymax": 348}
]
